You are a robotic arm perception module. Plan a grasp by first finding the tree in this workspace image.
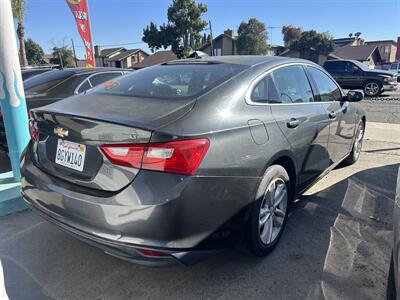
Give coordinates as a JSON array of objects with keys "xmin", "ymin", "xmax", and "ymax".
[
  {"xmin": 290, "ymin": 30, "xmax": 334, "ymax": 55},
  {"xmin": 11, "ymin": 0, "xmax": 28, "ymax": 66},
  {"xmin": 142, "ymin": 0, "xmax": 208, "ymax": 58},
  {"xmin": 25, "ymin": 38, "xmax": 44, "ymax": 65},
  {"xmin": 281, "ymin": 25, "xmax": 301, "ymax": 48},
  {"xmin": 51, "ymin": 46, "xmax": 75, "ymax": 68},
  {"xmin": 237, "ymin": 18, "xmax": 268, "ymax": 55}
]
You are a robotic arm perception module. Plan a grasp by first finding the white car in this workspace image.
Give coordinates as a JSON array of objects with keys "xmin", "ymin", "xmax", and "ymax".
[{"xmin": 389, "ymin": 62, "xmax": 400, "ymax": 82}]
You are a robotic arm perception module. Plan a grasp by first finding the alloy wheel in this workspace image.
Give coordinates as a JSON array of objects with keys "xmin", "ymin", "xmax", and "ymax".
[
  {"xmin": 364, "ymin": 82, "xmax": 380, "ymax": 96},
  {"xmin": 258, "ymin": 178, "xmax": 288, "ymax": 245},
  {"xmin": 353, "ymin": 122, "xmax": 364, "ymax": 159}
]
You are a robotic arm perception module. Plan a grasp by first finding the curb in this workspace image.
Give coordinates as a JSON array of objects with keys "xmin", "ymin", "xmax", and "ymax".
[{"xmin": 0, "ymin": 171, "xmax": 27, "ymax": 217}]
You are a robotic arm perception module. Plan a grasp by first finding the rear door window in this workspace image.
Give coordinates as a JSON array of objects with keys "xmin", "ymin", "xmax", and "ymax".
[
  {"xmin": 45, "ymin": 74, "xmax": 90, "ymax": 98},
  {"xmin": 324, "ymin": 61, "xmax": 344, "ymax": 73},
  {"xmin": 88, "ymin": 72, "xmax": 123, "ymax": 87},
  {"xmin": 251, "ymin": 78, "xmax": 267, "ymax": 102},
  {"xmin": 268, "ymin": 65, "xmax": 314, "ymax": 103},
  {"xmin": 77, "ymin": 80, "xmax": 92, "ymax": 93},
  {"xmin": 307, "ymin": 66, "xmax": 342, "ymax": 102}
]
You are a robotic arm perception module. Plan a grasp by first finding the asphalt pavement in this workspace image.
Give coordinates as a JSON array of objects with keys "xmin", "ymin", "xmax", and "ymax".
[
  {"xmin": 0, "ymin": 120, "xmax": 399, "ymax": 300},
  {"xmin": 356, "ymin": 89, "xmax": 400, "ymax": 124}
]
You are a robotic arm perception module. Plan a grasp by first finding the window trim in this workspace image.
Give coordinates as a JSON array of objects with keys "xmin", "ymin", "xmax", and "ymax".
[
  {"xmin": 74, "ymin": 71, "xmax": 124, "ymax": 94},
  {"xmin": 245, "ymin": 62, "xmax": 344, "ymax": 106},
  {"xmin": 304, "ymin": 65, "xmax": 343, "ymax": 103}
]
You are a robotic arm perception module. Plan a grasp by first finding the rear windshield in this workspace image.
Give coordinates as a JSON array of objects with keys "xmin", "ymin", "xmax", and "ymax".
[
  {"xmin": 24, "ymin": 70, "xmax": 73, "ymax": 93},
  {"xmin": 92, "ymin": 63, "xmax": 248, "ymax": 99}
]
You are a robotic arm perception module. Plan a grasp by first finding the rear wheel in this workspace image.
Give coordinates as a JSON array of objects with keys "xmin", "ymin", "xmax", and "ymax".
[
  {"xmin": 345, "ymin": 120, "xmax": 365, "ymax": 165},
  {"xmin": 246, "ymin": 165, "xmax": 290, "ymax": 256},
  {"xmin": 363, "ymin": 80, "xmax": 382, "ymax": 97}
]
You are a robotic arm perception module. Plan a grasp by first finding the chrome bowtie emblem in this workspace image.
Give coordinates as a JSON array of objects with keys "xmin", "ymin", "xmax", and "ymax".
[{"xmin": 54, "ymin": 127, "xmax": 69, "ymax": 138}]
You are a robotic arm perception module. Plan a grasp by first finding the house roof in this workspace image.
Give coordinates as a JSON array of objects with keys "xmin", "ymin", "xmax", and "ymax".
[
  {"xmin": 133, "ymin": 50, "xmax": 177, "ymax": 69},
  {"xmin": 365, "ymin": 40, "xmax": 397, "ymax": 46},
  {"xmin": 332, "ymin": 44, "xmax": 379, "ymax": 61},
  {"xmin": 198, "ymin": 33, "xmax": 237, "ymax": 51},
  {"xmin": 279, "ymin": 48, "xmax": 341, "ymax": 59},
  {"xmin": 108, "ymin": 49, "xmax": 143, "ymax": 62},
  {"xmin": 99, "ymin": 47, "xmax": 125, "ymax": 57}
]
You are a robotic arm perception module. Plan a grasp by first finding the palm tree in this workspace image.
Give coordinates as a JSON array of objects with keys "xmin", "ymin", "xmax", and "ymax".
[{"xmin": 11, "ymin": 0, "xmax": 28, "ymax": 66}]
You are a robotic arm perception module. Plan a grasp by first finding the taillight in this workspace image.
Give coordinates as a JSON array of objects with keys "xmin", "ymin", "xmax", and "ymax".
[
  {"xmin": 135, "ymin": 248, "xmax": 169, "ymax": 257},
  {"xmin": 142, "ymin": 139, "xmax": 209, "ymax": 175},
  {"xmin": 29, "ymin": 119, "xmax": 38, "ymax": 142},
  {"xmin": 100, "ymin": 144, "xmax": 145, "ymax": 168},
  {"xmin": 100, "ymin": 138, "xmax": 209, "ymax": 175}
]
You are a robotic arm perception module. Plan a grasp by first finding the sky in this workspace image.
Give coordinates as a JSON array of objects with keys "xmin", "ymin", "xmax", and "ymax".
[{"xmin": 22, "ymin": 0, "xmax": 400, "ymax": 59}]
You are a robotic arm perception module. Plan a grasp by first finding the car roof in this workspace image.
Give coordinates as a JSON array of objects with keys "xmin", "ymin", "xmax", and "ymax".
[
  {"xmin": 56, "ymin": 67, "xmax": 130, "ymax": 75},
  {"xmin": 324, "ymin": 59, "xmax": 358, "ymax": 64},
  {"xmin": 168, "ymin": 55, "xmax": 318, "ymax": 69},
  {"xmin": 23, "ymin": 67, "xmax": 130, "ymax": 90}
]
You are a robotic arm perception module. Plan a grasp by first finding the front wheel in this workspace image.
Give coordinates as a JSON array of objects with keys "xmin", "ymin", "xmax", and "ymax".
[
  {"xmin": 363, "ymin": 80, "xmax": 382, "ymax": 97},
  {"xmin": 345, "ymin": 120, "xmax": 365, "ymax": 165},
  {"xmin": 246, "ymin": 165, "xmax": 290, "ymax": 256}
]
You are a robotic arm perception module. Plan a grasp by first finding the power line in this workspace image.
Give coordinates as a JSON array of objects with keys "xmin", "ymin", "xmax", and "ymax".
[{"xmin": 74, "ymin": 41, "xmax": 146, "ymax": 48}]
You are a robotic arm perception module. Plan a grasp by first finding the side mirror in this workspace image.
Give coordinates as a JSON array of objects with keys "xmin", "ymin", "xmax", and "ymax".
[{"xmin": 344, "ymin": 90, "xmax": 363, "ymax": 102}]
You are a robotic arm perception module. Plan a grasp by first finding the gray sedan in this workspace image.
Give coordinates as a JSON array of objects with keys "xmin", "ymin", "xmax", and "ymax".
[{"xmin": 20, "ymin": 56, "xmax": 366, "ymax": 266}]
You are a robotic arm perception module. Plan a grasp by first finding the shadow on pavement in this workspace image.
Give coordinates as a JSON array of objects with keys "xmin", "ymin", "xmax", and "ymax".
[{"xmin": 0, "ymin": 163, "xmax": 398, "ymax": 300}]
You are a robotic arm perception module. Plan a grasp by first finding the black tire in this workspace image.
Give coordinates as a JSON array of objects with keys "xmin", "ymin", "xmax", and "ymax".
[
  {"xmin": 344, "ymin": 120, "xmax": 365, "ymax": 165},
  {"xmin": 387, "ymin": 252, "xmax": 396, "ymax": 300},
  {"xmin": 246, "ymin": 165, "xmax": 291, "ymax": 256},
  {"xmin": 363, "ymin": 80, "xmax": 382, "ymax": 97}
]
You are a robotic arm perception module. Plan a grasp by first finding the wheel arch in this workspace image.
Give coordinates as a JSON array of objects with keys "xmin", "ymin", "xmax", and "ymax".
[{"xmin": 262, "ymin": 150, "xmax": 298, "ymax": 201}]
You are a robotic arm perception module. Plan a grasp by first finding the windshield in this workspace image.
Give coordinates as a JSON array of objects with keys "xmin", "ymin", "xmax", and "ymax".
[
  {"xmin": 92, "ymin": 63, "xmax": 248, "ymax": 99},
  {"xmin": 351, "ymin": 60, "xmax": 370, "ymax": 71}
]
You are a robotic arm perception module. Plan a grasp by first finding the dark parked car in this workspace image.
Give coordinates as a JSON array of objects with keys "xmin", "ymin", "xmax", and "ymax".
[
  {"xmin": 387, "ymin": 167, "xmax": 400, "ymax": 299},
  {"xmin": 21, "ymin": 56, "xmax": 366, "ymax": 266},
  {"xmin": 21, "ymin": 68, "xmax": 53, "ymax": 80},
  {"xmin": 0, "ymin": 68, "xmax": 130, "ymax": 152},
  {"xmin": 323, "ymin": 59, "xmax": 398, "ymax": 97}
]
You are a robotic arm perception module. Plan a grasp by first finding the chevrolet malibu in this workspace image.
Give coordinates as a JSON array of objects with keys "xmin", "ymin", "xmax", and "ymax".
[{"xmin": 21, "ymin": 56, "xmax": 366, "ymax": 266}]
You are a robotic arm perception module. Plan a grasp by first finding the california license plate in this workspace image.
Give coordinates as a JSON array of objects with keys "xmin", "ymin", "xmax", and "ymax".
[{"xmin": 55, "ymin": 139, "xmax": 86, "ymax": 172}]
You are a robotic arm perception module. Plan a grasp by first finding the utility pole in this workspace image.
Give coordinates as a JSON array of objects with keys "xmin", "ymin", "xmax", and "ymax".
[
  {"xmin": 267, "ymin": 26, "xmax": 279, "ymax": 47},
  {"xmin": 71, "ymin": 38, "xmax": 78, "ymax": 67},
  {"xmin": 0, "ymin": 0, "xmax": 30, "ymax": 181},
  {"xmin": 209, "ymin": 20, "xmax": 214, "ymax": 56},
  {"xmin": 58, "ymin": 50, "xmax": 64, "ymax": 69}
]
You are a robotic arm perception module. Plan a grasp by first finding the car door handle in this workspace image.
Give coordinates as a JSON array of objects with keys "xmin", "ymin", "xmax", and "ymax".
[
  {"xmin": 329, "ymin": 112, "xmax": 337, "ymax": 119},
  {"xmin": 287, "ymin": 118, "xmax": 300, "ymax": 128}
]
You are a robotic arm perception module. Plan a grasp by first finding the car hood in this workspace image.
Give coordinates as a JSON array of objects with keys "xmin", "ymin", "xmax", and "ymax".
[
  {"xmin": 367, "ymin": 69, "xmax": 397, "ymax": 77},
  {"xmin": 32, "ymin": 92, "xmax": 196, "ymax": 130}
]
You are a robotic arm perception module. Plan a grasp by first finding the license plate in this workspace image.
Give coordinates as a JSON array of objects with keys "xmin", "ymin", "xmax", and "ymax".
[{"xmin": 55, "ymin": 139, "xmax": 86, "ymax": 172}]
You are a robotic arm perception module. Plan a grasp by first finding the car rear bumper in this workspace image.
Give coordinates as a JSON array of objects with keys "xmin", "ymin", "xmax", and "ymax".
[{"xmin": 20, "ymin": 143, "xmax": 260, "ymax": 266}]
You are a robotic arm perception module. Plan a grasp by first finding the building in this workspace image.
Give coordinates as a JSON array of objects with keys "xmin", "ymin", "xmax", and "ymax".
[
  {"xmin": 280, "ymin": 44, "xmax": 382, "ymax": 67},
  {"xmin": 94, "ymin": 46, "xmax": 148, "ymax": 68},
  {"xmin": 331, "ymin": 44, "xmax": 382, "ymax": 67},
  {"xmin": 365, "ymin": 40, "xmax": 397, "ymax": 64},
  {"xmin": 197, "ymin": 30, "xmax": 237, "ymax": 56},
  {"xmin": 333, "ymin": 37, "xmax": 365, "ymax": 47},
  {"xmin": 133, "ymin": 50, "xmax": 177, "ymax": 69},
  {"xmin": 279, "ymin": 48, "xmax": 340, "ymax": 65}
]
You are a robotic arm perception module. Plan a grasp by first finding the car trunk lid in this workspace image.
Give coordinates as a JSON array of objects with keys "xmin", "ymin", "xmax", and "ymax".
[{"xmin": 30, "ymin": 94, "xmax": 196, "ymax": 192}]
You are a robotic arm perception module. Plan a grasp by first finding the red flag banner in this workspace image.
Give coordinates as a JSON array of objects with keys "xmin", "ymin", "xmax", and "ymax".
[
  {"xmin": 66, "ymin": 0, "xmax": 95, "ymax": 67},
  {"xmin": 396, "ymin": 37, "xmax": 400, "ymax": 61}
]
